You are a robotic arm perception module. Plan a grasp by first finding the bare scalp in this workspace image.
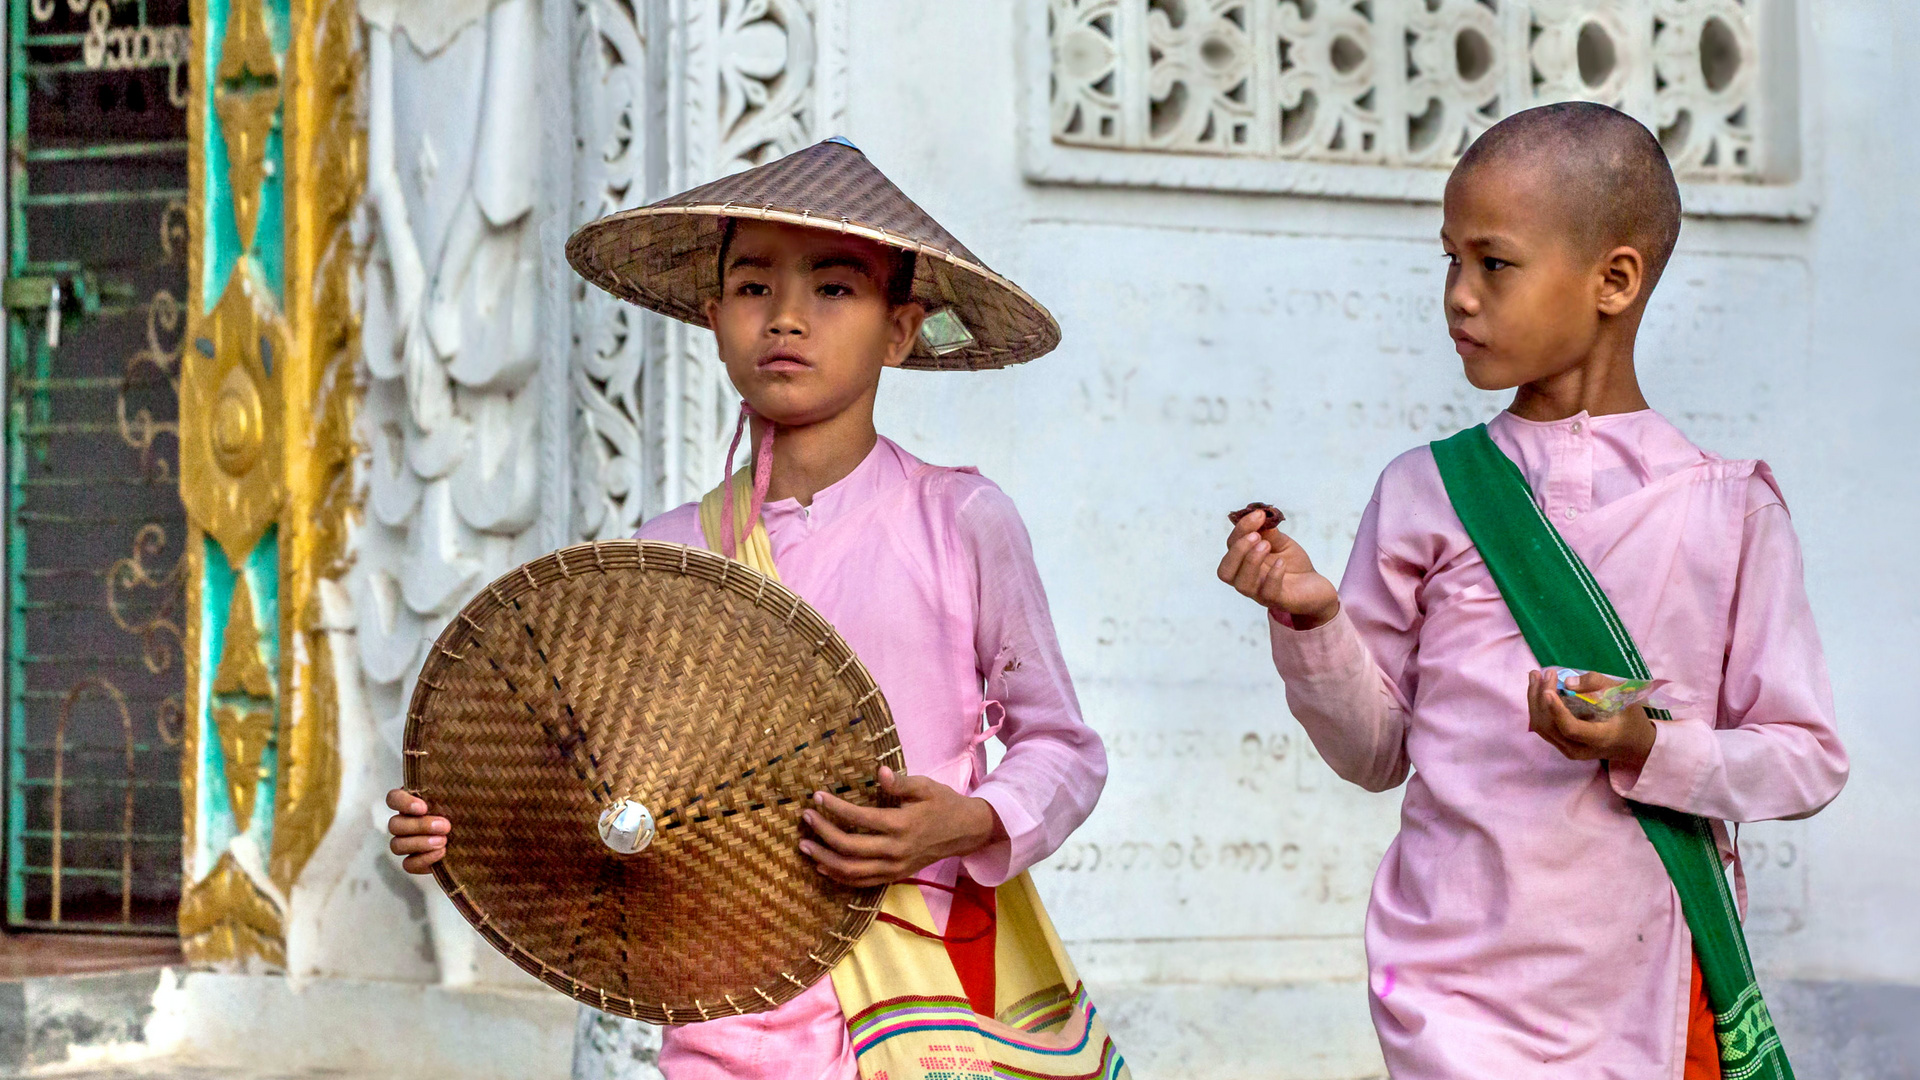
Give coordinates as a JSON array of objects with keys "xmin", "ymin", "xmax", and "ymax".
[{"xmin": 1453, "ymin": 102, "xmax": 1682, "ymax": 294}]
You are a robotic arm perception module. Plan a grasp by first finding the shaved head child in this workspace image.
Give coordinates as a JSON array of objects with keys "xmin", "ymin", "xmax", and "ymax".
[{"xmin": 1219, "ymin": 102, "xmax": 1846, "ymax": 1079}]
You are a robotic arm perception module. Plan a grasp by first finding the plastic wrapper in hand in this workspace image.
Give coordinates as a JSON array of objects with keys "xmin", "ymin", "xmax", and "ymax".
[{"xmin": 1555, "ymin": 668, "xmax": 1672, "ymax": 720}]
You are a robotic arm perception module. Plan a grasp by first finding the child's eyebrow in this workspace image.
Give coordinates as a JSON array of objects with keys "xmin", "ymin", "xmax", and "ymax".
[
  {"xmin": 1446, "ymin": 230, "xmax": 1520, "ymax": 251},
  {"xmin": 726, "ymin": 254, "xmax": 774, "ymax": 272},
  {"xmin": 809, "ymin": 254, "xmax": 879, "ymax": 277}
]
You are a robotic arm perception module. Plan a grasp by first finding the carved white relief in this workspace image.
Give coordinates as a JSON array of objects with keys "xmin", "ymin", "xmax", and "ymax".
[
  {"xmin": 567, "ymin": 0, "xmax": 840, "ymax": 1068},
  {"xmin": 716, "ymin": 0, "xmax": 818, "ymax": 172},
  {"xmin": 1403, "ymin": 0, "xmax": 1503, "ymax": 165},
  {"xmin": 1651, "ymin": 0, "xmax": 1758, "ymax": 179},
  {"xmin": 1271, "ymin": 0, "xmax": 1383, "ymax": 162},
  {"xmin": 650, "ymin": 0, "xmax": 850, "ymax": 511},
  {"xmin": 1049, "ymin": 0, "xmax": 1125, "ymax": 148},
  {"xmin": 346, "ymin": 0, "xmax": 552, "ymax": 990},
  {"xmin": 568, "ymin": 0, "xmax": 848, "ymax": 534},
  {"xmin": 1041, "ymin": 0, "xmax": 1783, "ymax": 195},
  {"xmin": 316, "ymin": 0, "xmax": 848, "ymax": 1007},
  {"xmin": 1049, "ymin": 0, "xmax": 1384, "ymax": 161},
  {"xmin": 1528, "ymin": 0, "xmax": 1645, "ymax": 112},
  {"xmin": 571, "ymin": 0, "xmax": 651, "ymax": 539}
]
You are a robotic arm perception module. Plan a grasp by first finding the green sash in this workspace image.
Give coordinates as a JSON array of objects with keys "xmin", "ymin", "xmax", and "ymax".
[{"xmin": 1431, "ymin": 424, "xmax": 1792, "ymax": 1080}]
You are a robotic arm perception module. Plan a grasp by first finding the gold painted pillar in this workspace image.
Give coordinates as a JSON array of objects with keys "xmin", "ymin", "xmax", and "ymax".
[{"xmin": 179, "ymin": 0, "xmax": 362, "ymax": 969}]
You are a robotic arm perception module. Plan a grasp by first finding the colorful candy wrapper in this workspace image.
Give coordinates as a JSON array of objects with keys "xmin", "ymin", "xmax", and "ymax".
[{"xmin": 1554, "ymin": 668, "xmax": 1672, "ymax": 720}]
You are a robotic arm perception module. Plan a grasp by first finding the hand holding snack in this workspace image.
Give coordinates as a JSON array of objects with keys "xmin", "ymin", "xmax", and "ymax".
[
  {"xmin": 1554, "ymin": 668, "xmax": 1670, "ymax": 719},
  {"xmin": 1228, "ymin": 501, "xmax": 1285, "ymax": 527},
  {"xmin": 1217, "ymin": 501, "xmax": 1340, "ymax": 630},
  {"xmin": 1525, "ymin": 668, "xmax": 1658, "ymax": 767}
]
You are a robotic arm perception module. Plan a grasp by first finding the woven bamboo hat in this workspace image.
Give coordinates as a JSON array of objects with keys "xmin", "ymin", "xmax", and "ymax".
[
  {"xmin": 401, "ymin": 540, "xmax": 905, "ymax": 1024},
  {"xmin": 565, "ymin": 137, "xmax": 1060, "ymax": 370}
]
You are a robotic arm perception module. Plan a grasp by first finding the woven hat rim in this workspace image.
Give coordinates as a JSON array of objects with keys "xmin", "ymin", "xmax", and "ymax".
[
  {"xmin": 565, "ymin": 204, "xmax": 1063, "ymax": 371},
  {"xmin": 402, "ymin": 539, "xmax": 899, "ymax": 1025}
]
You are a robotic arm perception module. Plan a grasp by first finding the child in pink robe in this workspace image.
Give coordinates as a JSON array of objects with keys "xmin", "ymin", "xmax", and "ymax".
[
  {"xmin": 1218, "ymin": 105, "xmax": 1847, "ymax": 1078},
  {"xmin": 636, "ymin": 435, "xmax": 1105, "ymax": 1076},
  {"xmin": 387, "ymin": 137, "xmax": 1111, "ymax": 1080}
]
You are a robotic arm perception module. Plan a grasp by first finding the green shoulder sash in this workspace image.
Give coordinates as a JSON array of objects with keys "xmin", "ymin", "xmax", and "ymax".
[{"xmin": 1431, "ymin": 423, "xmax": 1792, "ymax": 1080}]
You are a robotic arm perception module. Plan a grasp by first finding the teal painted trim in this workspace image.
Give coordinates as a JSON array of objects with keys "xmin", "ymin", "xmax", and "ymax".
[
  {"xmin": 9, "ymin": 0, "xmax": 29, "ymax": 273},
  {"xmin": 263, "ymin": 0, "xmax": 290, "ymax": 58},
  {"xmin": 5, "ymin": 326, "xmax": 52, "ymax": 922},
  {"xmin": 4, "ymin": 0, "xmax": 25, "ymax": 921},
  {"xmin": 198, "ymin": 0, "xmax": 238, "ymax": 312},
  {"xmin": 25, "ymin": 140, "xmax": 190, "ymax": 162},
  {"xmin": 252, "ymin": 126, "xmax": 285, "ymax": 304},
  {"xmin": 238, "ymin": 525, "xmax": 278, "ymax": 853},
  {"xmin": 190, "ymin": 527, "xmax": 281, "ymax": 879},
  {"xmin": 21, "ymin": 189, "xmax": 189, "ymax": 207},
  {"xmin": 5, "ymin": 326, "xmax": 27, "ymax": 924},
  {"xmin": 197, "ymin": 0, "xmax": 290, "ymax": 310},
  {"xmin": 192, "ymin": 536, "xmax": 238, "ymax": 876}
]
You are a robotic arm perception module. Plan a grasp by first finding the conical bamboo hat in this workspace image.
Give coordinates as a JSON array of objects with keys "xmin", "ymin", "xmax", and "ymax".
[
  {"xmin": 401, "ymin": 540, "xmax": 904, "ymax": 1025},
  {"xmin": 565, "ymin": 137, "xmax": 1060, "ymax": 370}
]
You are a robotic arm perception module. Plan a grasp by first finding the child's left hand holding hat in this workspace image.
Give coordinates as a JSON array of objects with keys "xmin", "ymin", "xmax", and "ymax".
[{"xmin": 799, "ymin": 766, "xmax": 1005, "ymax": 888}]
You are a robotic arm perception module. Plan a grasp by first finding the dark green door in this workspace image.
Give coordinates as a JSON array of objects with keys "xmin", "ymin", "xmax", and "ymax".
[{"xmin": 5, "ymin": 0, "xmax": 190, "ymax": 932}]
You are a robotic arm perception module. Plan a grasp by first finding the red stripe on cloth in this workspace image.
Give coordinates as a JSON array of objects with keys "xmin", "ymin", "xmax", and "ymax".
[{"xmin": 945, "ymin": 875, "xmax": 998, "ymax": 1017}]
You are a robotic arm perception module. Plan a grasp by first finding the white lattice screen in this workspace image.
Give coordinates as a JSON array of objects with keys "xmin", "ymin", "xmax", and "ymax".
[{"xmin": 1032, "ymin": 0, "xmax": 1808, "ymax": 214}]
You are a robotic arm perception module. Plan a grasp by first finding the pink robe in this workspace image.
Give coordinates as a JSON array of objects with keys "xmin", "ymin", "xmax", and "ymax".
[
  {"xmin": 1271, "ymin": 409, "xmax": 1848, "ymax": 1079},
  {"xmin": 635, "ymin": 436, "xmax": 1108, "ymax": 1080}
]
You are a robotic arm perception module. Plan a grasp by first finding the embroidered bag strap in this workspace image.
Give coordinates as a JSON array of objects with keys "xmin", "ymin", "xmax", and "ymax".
[
  {"xmin": 699, "ymin": 469, "xmax": 777, "ymax": 577},
  {"xmin": 1430, "ymin": 423, "xmax": 1790, "ymax": 1080}
]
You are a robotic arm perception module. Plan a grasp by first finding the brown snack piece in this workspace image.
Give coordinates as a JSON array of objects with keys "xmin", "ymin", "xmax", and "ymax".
[{"xmin": 1227, "ymin": 501, "xmax": 1285, "ymax": 527}]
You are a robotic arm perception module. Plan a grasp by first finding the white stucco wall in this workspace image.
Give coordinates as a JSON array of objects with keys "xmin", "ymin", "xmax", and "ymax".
[
  {"xmin": 848, "ymin": 2, "xmax": 1918, "ymax": 1077},
  {"xmin": 163, "ymin": 3, "xmax": 1913, "ymax": 1078}
]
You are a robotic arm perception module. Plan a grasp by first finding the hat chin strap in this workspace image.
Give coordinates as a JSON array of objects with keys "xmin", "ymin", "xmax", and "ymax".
[{"xmin": 719, "ymin": 400, "xmax": 777, "ymax": 560}]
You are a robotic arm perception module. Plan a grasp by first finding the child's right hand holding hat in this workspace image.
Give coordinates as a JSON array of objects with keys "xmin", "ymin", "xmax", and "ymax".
[{"xmin": 1217, "ymin": 505, "xmax": 1341, "ymax": 631}]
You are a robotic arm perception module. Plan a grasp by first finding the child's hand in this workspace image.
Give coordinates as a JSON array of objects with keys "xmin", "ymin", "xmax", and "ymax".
[
  {"xmin": 799, "ymin": 767, "xmax": 1004, "ymax": 888},
  {"xmin": 385, "ymin": 787, "xmax": 451, "ymax": 874},
  {"xmin": 1216, "ymin": 509, "xmax": 1340, "ymax": 630},
  {"xmin": 1526, "ymin": 669, "xmax": 1657, "ymax": 767}
]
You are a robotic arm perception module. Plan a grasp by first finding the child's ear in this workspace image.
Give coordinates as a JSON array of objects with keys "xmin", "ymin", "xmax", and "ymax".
[
  {"xmin": 703, "ymin": 296, "xmax": 722, "ymax": 326},
  {"xmin": 1597, "ymin": 245, "xmax": 1645, "ymax": 317},
  {"xmin": 884, "ymin": 302, "xmax": 927, "ymax": 369}
]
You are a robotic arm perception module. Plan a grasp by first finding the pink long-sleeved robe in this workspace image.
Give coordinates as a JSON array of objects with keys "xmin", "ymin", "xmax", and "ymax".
[
  {"xmin": 636, "ymin": 436, "xmax": 1108, "ymax": 1080},
  {"xmin": 1270, "ymin": 409, "xmax": 1848, "ymax": 1079}
]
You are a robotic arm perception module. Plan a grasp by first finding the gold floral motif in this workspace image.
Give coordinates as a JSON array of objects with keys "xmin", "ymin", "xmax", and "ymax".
[
  {"xmin": 213, "ymin": 0, "xmax": 281, "ymax": 251},
  {"xmin": 213, "ymin": 699, "xmax": 274, "ymax": 829},
  {"xmin": 117, "ymin": 290, "xmax": 184, "ymax": 483},
  {"xmin": 209, "ymin": 363, "xmax": 266, "ymax": 476},
  {"xmin": 181, "ymin": 0, "xmax": 363, "ymax": 962},
  {"xmin": 180, "ymin": 275, "xmax": 285, "ymax": 565},
  {"xmin": 211, "ymin": 573, "xmax": 274, "ymax": 828},
  {"xmin": 268, "ymin": 0, "xmax": 362, "ymax": 897},
  {"xmin": 106, "ymin": 523, "xmax": 184, "ymax": 675},
  {"xmin": 179, "ymin": 850, "xmax": 286, "ymax": 969}
]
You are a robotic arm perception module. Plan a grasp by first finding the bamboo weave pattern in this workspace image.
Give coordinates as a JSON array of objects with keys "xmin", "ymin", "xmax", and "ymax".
[{"xmin": 402, "ymin": 540, "xmax": 904, "ymax": 1024}]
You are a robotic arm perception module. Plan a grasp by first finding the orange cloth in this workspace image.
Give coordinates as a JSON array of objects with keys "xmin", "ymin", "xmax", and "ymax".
[{"xmin": 1684, "ymin": 951, "xmax": 1722, "ymax": 1080}]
